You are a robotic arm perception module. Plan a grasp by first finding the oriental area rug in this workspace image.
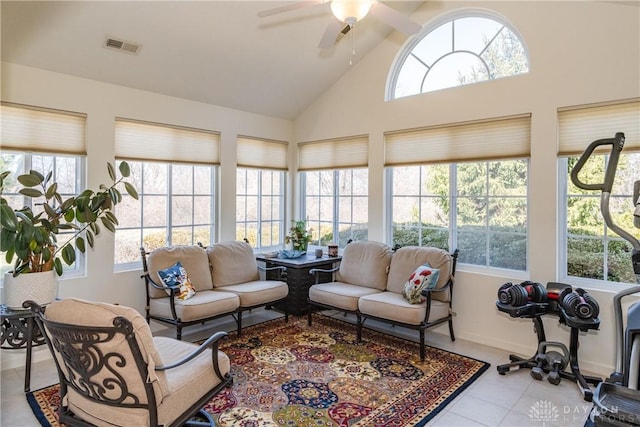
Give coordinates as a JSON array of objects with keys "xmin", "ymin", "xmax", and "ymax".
[{"xmin": 27, "ymin": 313, "xmax": 490, "ymax": 427}]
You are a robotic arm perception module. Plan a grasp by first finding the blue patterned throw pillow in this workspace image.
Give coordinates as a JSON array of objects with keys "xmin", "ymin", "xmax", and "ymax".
[
  {"xmin": 157, "ymin": 261, "xmax": 196, "ymax": 301},
  {"xmin": 402, "ymin": 263, "xmax": 440, "ymax": 304}
]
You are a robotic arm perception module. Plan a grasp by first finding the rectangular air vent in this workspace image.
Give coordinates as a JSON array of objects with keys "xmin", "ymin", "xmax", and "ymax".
[{"xmin": 104, "ymin": 36, "xmax": 141, "ymax": 55}]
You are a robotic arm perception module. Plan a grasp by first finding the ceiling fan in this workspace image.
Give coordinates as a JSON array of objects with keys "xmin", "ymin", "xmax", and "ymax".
[{"xmin": 258, "ymin": 0, "xmax": 423, "ymax": 49}]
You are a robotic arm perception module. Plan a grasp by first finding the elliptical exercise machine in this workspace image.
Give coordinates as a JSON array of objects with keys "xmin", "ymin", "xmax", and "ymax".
[{"xmin": 570, "ymin": 132, "xmax": 640, "ymax": 425}]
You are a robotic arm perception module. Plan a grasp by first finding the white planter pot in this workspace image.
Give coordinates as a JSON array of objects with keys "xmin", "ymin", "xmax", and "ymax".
[{"xmin": 3, "ymin": 270, "xmax": 59, "ymax": 310}]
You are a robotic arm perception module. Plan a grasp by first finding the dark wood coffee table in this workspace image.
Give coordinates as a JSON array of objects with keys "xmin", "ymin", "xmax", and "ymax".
[{"xmin": 256, "ymin": 253, "xmax": 341, "ymax": 315}]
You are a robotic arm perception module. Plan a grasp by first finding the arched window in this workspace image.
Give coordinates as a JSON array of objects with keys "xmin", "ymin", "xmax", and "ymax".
[{"xmin": 387, "ymin": 10, "xmax": 529, "ymax": 100}]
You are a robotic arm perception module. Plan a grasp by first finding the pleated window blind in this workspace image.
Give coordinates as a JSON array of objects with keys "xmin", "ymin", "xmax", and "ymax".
[
  {"xmin": 298, "ymin": 134, "xmax": 369, "ymax": 171},
  {"xmin": 115, "ymin": 118, "xmax": 220, "ymax": 164},
  {"xmin": 237, "ymin": 135, "xmax": 288, "ymax": 170},
  {"xmin": 558, "ymin": 99, "xmax": 640, "ymax": 156},
  {"xmin": 384, "ymin": 114, "xmax": 531, "ymax": 166},
  {"xmin": 1, "ymin": 102, "xmax": 86, "ymax": 155}
]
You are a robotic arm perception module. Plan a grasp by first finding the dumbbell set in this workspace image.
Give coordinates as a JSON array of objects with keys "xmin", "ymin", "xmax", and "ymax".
[{"xmin": 497, "ymin": 281, "xmax": 599, "ymax": 322}]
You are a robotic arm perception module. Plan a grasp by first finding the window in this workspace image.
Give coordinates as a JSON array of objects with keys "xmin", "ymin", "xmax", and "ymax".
[
  {"xmin": 558, "ymin": 100, "xmax": 640, "ymax": 284},
  {"xmin": 303, "ymin": 169, "xmax": 368, "ymax": 246},
  {"xmin": 387, "ymin": 11, "xmax": 529, "ymax": 100},
  {"xmin": 0, "ymin": 103, "xmax": 86, "ymax": 276},
  {"xmin": 386, "ymin": 115, "xmax": 531, "ymax": 271},
  {"xmin": 235, "ymin": 136, "xmax": 288, "ymax": 249},
  {"xmin": 0, "ymin": 152, "xmax": 84, "ymax": 276},
  {"xmin": 236, "ymin": 168, "xmax": 285, "ymax": 248},
  {"xmin": 390, "ymin": 160, "xmax": 528, "ymax": 270},
  {"xmin": 298, "ymin": 135, "xmax": 369, "ymax": 247},
  {"xmin": 114, "ymin": 119, "xmax": 219, "ymax": 267}
]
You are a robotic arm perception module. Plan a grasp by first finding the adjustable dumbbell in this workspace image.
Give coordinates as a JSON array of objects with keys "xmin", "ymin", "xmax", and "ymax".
[
  {"xmin": 562, "ymin": 288, "xmax": 599, "ymax": 320},
  {"xmin": 497, "ymin": 281, "xmax": 547, "ymax": 307},
  {"xmin": 521, "ymin": 281, "xmax": 548, "ymax": 303},
  {"xmin": 497, "ymin": 282, "xmax": 529, "ymax": 306}
]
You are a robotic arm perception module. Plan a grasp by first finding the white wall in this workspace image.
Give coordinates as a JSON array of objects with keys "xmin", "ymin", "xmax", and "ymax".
[
  {"xmin": 0, "ymin": 62, "xmax": 294, "ymax": 369},
  {"xmin": 2, "ymin": 1, "xmax": 639, "ymax": 376},
  {"xmin": 294, "ymin": 1, "xmax": 640, "ymax": 376}
]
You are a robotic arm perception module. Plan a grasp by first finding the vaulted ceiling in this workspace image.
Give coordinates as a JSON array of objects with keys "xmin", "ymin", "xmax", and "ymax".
[{"xmin": 1, "ymin": 1, "xmax": 426, "ymax": 120}]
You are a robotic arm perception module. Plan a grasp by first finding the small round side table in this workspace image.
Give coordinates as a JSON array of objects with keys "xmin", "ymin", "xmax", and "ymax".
[{"xmin": 1, "ymin": 304, "xmax": 46, "ymax": 392}]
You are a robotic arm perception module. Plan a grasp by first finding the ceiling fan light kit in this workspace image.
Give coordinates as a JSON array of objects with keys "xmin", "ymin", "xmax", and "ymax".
[
  {"xmin": 331, "ymin": 0, "xmax": 372, "ymax": 24},
  {"xmin": 258, "ymin": 0, "xmax": 422, "ymax": 52}
]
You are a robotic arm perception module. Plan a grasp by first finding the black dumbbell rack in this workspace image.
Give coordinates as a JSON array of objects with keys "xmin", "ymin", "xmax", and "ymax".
[{"xmin": 496, "ymin": 296, "xmax": 602, "ymax": 401}]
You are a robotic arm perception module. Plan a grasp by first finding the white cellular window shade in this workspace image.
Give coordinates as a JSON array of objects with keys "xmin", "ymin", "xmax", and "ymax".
[
  {"xmin": 384, "ymin": 114, "xmax": 531, "ymax": 166},
  {"xmin": 115, "ymin": 118, "xmax": 220, "ymax": 164},
  {"xmin": 298, "ymin": 134, "xmax": 369, "ymax": 171},
  {"xmin": 558, "ymin": 99, "xmax": 640, "ymax": 156},
  {"xmin": 237, "ymin": 135, "xmax": 288, "ymax": 170},
  {"xmin": 0, "ymin": 102, "xmax": 86, "ymax": 155}
]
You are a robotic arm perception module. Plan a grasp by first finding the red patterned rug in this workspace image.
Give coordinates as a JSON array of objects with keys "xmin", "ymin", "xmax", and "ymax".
[{"xmin": 27, "ymin": 313, "xmax": 489, "ymax": 426}]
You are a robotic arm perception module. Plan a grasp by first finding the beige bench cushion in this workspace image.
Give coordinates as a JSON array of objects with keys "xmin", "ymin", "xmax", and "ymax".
[
  {"xmin": 358, "ymin": 292, "xmax": 450, "ymax": 325},
  {"xmin": 220, "ymin": 280, "xmax": 288, "ymax": 307},
  {"xmin": 147, "ymin": 246, "xmax": 215, "ymax": 297},
  {"xmin": 43, "ymin": 298, "xmax": 167, "ymax": 425},
  {"xmin": 149, "ymin": 289, "xmax": 239, "ymax": 322},
  {"xmin": 309, "ymin": 282, "xmax": 383, "ymax": 311},
  {"xmin": 67, "ymin": 336, "xmax": 231, "ymax": 427},
  {"xmin": 386, "ymin": 246, "xmax": 452, "ymax": 302},
  {"xmin": 206, "ymin": 241, "xmax": 260, "ymax": 287},
  {"xmin": 335, "ymin": 241, "xmax": 393, "ymax": 291}
]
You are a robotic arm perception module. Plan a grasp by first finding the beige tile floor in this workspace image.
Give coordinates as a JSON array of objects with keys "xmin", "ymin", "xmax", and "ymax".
[{"xmin": 1, "ymin": 308, "xmax": 597, "ymax": 427}]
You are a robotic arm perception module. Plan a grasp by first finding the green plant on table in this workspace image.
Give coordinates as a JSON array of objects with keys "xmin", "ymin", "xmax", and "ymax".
[
  {"xmin": 285, "ymin": 219, "xmax": 313, "ymax": 252},
  {"xmin": 0, "ymin": 162, "xmax": 139, "ymax": 277}
]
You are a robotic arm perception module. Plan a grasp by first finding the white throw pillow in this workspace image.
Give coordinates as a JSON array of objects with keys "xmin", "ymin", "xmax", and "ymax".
[{"xmin": 402, "ymin": 263, "xmax": 440, "ymax": 304}]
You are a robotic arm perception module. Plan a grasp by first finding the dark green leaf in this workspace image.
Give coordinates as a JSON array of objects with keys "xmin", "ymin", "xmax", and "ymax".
[
  {"xmin": 62, "ymin": 244, "xmax": 76, "ymax": 265},
  {"xmin": 107, "ymin": 162, "xmax": 116, "ymax": 181},
  {"xmin": 5, "ymin": 247, "xmax": 15, "ymax": 264},
  {"xmin": 113, "ymin": 188, "xmax": 122, "ymax": 203},
  {"xmin": 17, "ymin": 173, "xmax": 42, "ymax": 187},
  {"xmin": 19, "ymin": 188, "xmax": 43, "ymax": 198},
  {"xmin": 64, "ymin": 209, "xmax": 75, "ymax": 222},
  {"xmin": 105, "ymin": 211, "xmax": 119, "ymax": 225},
  {"xmin": 43, "ymin": 203, "xmax": 57, "ymax": 218},
  {"xmin": 42, "ymin": 246, "xmax": 52, "ymax": 262},
  {"xmin": 118, "ymin": 161, "xmax": 131, "ymax": 178},
  {"xmin": 89, "ymin": 222, "xmax": 98, "ymax": 234},
  {"xmin": 60, "ymin": 198, "xmax": 75, "ymax": 212},
  {"xmin": 45, "ymin": 182, "xmax": 58, "ymax": 200},
  {"xmin": 76, "ymin": 236, "xmax": 86, "ymax": 253},
  {"xmin": 86, "ymin": 229, "xmax": 95, "ymax": 247},
  {"xmin": 0, "ymin": 229, "xmax": 16, "ymax": 252},
  {"xmin": 0, "ymin": 204, "xmax": 18, "ymax": 231},
  {"xmin": 101, "ymin": 216, "xmax": 116, "ymax": 233},
  {"xmin": 44, "ymin": 171, "xmax": 52, "ymax": 185},
  {"xmin": 124, "ymin": 182, "xmax": 139, "ymax": 200},
  {"xmin": 54, "ymin": 258, "xmax": 63, "ymax": 276},
  {"xmin": 29, "ymin": 170, "xmax": 45, "ymax": 181}
]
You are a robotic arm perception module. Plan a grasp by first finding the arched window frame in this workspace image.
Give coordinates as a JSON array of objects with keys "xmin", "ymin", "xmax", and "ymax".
[{"xmin": 385, "ymin": 9, "xmax": 530, "ymax": 101}]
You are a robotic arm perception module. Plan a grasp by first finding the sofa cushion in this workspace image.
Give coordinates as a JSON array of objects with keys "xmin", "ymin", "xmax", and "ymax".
[
  {"xmin": 157, "ymin": 262, "xmax": 197, "ymax": 301},
  {"xmin": 66, "ymin": 336, "xmax": 231, "ymax": 427},
  {"xmin": 147, "ymin": 246, "xmax": 214, "ymax": 297},
  {"xmin": 402, "ymin": 264, "xmax": 440, "ymax": 304},
  {"xmin": 219, "ymin": 280, "xmax": 288, "ymax": 307},
  {"xmin": 44, "ymin": 298, "xmax": 167, "ymax": 404},
  {"xmin": 206, "ymin": 241, "xmax": 260, "ymax": 287},
  {"xmin": 386, "ymin": 246, "xmax": 452, "ymax": 302},
  {"xmin": 358, "ymin": 292, "xmax": 450, "ymax": 325},
  {"xmin": 335, "ymin": 241, "xmax": 393, "ymax": 291},
  {"xmin": 309, "ymin": 282, "xmax": 383, "ymax": 311},
  {"xmin": 149, "ymin": 290, "xmax": 239, "ymax": 323}
]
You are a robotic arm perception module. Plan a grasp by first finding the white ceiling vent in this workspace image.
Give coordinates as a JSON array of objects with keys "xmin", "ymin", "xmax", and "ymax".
[{"xmin": 103, "ymin": 36, "xmax": 141, "ymax": 55}]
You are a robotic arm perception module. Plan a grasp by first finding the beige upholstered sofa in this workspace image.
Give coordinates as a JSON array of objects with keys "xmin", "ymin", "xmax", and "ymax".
[
  {"xmin": 308, "ymin": 241, "xmax": 458, "ymax": 360},
  {"xmin": 142, "ymin": 241, "xmax": 289, "ymax": 339}
]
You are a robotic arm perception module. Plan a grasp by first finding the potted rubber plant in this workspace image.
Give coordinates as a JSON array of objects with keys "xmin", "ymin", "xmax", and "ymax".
[{"xmin": 0, "ymin": 161, "xmax": 138, "ymax": 309}]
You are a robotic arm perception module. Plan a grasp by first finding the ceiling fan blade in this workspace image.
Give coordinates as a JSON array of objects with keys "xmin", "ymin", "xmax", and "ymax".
[
  {"xmin": 257, "ymin": 1, "xmax": 322, "ymax": 18},
  {"xmin": 368, "ymin": 2, "xmax": 422, "ymax": 36},
  {"xmin": 318, "ymin": 17, "xmax": 345, "ymax": 49}
]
